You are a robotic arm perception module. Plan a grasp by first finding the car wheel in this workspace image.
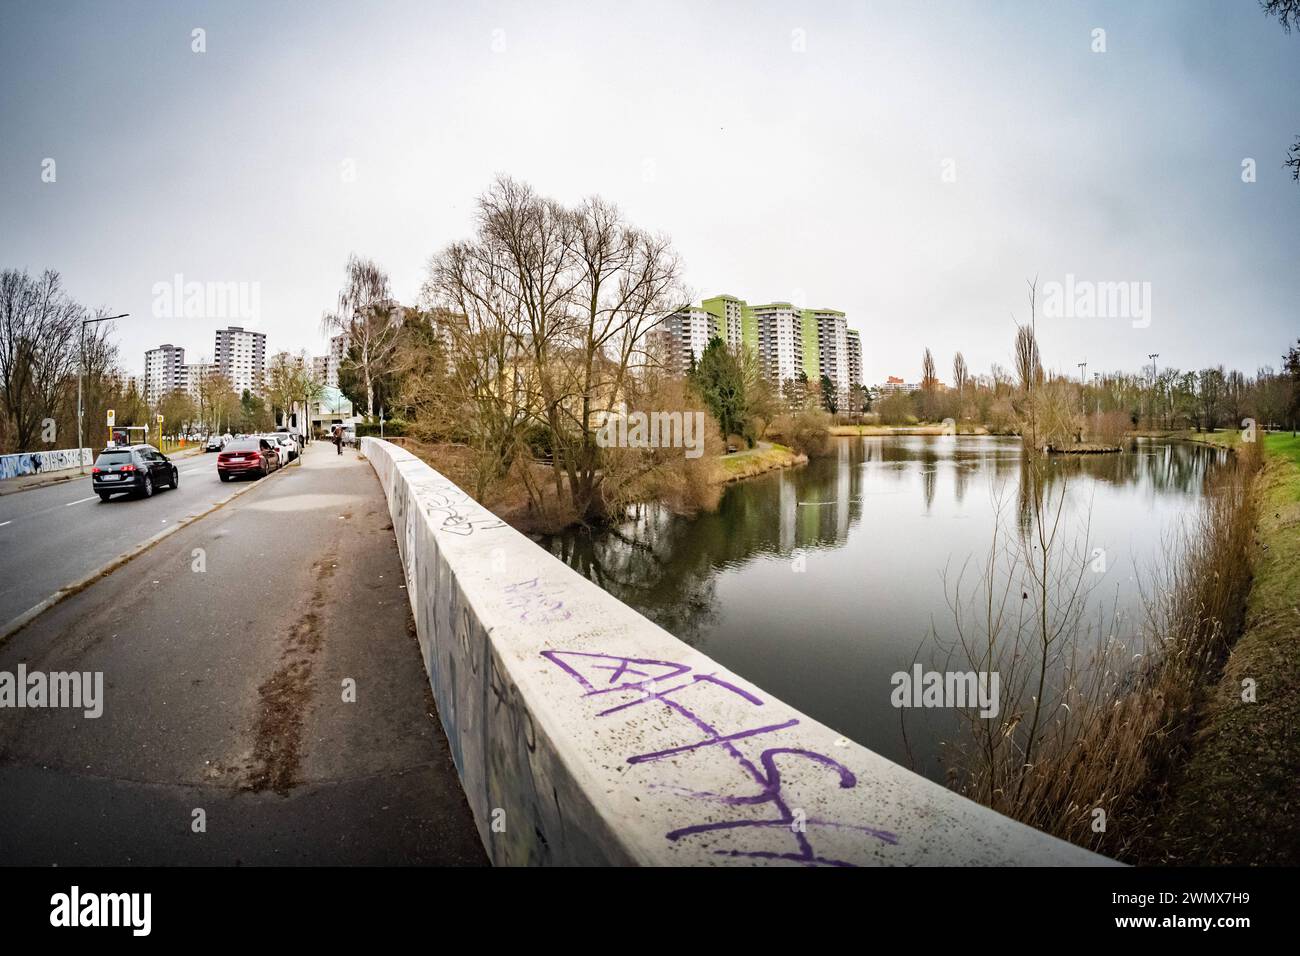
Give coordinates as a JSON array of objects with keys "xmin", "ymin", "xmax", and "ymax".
[
  {"xmin": 98, "ymin": 492, "xmax": 112, "ymax": 502},
  {"xmin": 219, "ymin": 472, "xmax": 229, "ymax": 482},
  {"xmin": 142, "ymin": 474, "xmax": 153, "ymax": 498},
  {"xmin": 170, "ymin": 467, "xmax": 179, "ymax": 488}
]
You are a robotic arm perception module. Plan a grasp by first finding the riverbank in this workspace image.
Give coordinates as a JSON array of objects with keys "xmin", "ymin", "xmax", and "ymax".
[
  {"xmin": 828, "ymin": 423, "xmax": 991, "ymax": 436},
  {"xmin": 1151, "ymin": 430, "xmax": 1300, "ymax": 864},
  {"xmin": 390, "ymin": 436, "xmax": 806, "ymax": 534},
  {"xmin": 714, "ymin": 441, "xmax": 806, "ymax": 483}
]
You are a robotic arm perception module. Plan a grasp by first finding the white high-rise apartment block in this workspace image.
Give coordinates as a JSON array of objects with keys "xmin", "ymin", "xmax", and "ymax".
[
  {"xmin": 214, "ymin": 326, "xmax": 267, "ymax": 395},
  {"xmin": 652, "ymin": 307, "xmax": 717, "ymax": 375},
  {"xmin": 846, "ymin": 329, "xmax": 863, "ymax": 391},
  {"xmin": 144, "ymin": 344, "xmax": 185, "ymax": 405},
  {"xmin": 312, "ymin": 355, "xmax": 331, "ymax": 388},
  {"xmin": 318, "ymin": 332, "xmax": 346, "ymax": 389},
  {"xmin": 181, "ymin": 362, "xmax": 214, "ymax": 401},
  {"xmin": 750, "ymin": 303, "xmax": 805, "ymax": 385}
]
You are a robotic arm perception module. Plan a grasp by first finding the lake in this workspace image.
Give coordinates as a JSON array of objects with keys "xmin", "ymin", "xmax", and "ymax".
[{"xmin": 536, "ymin": 436, "xmax": 1228, "ymax": 783}]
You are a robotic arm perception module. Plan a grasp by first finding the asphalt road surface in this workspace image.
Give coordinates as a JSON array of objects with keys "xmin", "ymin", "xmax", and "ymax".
[
  {"xmin": 0, "ymin": 448, "xmax": 248, "ymax": 628},
  {"xmin": 0, "ymin": 441, "xmax": 484, "ymax": 865}
]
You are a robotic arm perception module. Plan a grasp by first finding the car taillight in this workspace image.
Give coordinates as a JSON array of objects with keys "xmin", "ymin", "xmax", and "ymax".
[
  {"xmin": 121, "ymin": 464, "xmax": 135, "ymax": 472},
  {"xmin": 91, "ymin": 466, "xmax": 100, "ymax": 474}
]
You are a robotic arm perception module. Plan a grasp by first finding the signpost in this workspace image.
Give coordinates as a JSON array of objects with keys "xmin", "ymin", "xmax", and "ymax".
[{"xmin": 106, "ymin": 408, "xmax": 116, "ymax": 448}]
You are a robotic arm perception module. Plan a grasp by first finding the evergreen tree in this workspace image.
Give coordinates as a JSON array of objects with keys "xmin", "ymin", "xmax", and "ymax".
[{"xmin": 693, "ymin": 336, "xmax": 747, "ymax": 440}]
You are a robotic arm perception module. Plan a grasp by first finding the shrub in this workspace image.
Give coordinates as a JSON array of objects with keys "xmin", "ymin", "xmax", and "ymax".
[
  {"xmin": 778, "ymin": 406, "xmax": 832, "ymax": 457},
  {"xmin": 356, "ymin": 418, "xmax": 408, "ymax": 437}
]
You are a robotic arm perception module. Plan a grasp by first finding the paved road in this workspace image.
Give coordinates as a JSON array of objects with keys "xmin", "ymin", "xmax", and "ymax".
[
  {"xmin": 0, "ymin": 448, "xmax": 246, "ymax": 627},
  {"xmin": 0, "ymin": 442, "xmax": 484, "ymax": 865}
]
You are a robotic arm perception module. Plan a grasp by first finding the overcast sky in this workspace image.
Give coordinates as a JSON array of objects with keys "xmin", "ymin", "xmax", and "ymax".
[{"xmin": 1, "ymin": 0, "xmax": 1297, "ymax": 384}]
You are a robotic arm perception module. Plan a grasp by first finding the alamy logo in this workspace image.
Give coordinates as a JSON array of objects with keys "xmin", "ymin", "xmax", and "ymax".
[
  {"xmin": 890, "ymin": 664, "xmax": 1000, "ymax": 718},
  {"xmin": 0, "ymin": 665, "xmax": 103, "ymax": 718},
  {"xmin": 594, "ymin": 405, "xmax": 705, "ymax": 459},
  {"xmin": 50, "ymin": 886, "xmax": 151, "ymax": 936},
  {"xmin": 1042, "ymin": 274, "xmax": 1151, "ymax": 328},
  {"xmin": 151, "ymin": 273, "xmax": 260, "ymax": 322}
]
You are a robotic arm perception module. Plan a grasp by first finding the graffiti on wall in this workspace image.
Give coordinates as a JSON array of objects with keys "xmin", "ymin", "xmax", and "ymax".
[
  {"xmin": 0, "ymin": 448, "xmax": 90, "ymax": 481},
  {"xmin": 542, "ymin": 649, "xmax": 899, "ymax": 867},
  {"xmin": 410, "ymin": 474, "xmax": 506, "ymax": 537}
]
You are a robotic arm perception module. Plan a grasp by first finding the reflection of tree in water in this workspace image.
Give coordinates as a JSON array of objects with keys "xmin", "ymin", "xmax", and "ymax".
[
  {"xmin": 1025, "ymin": 439, "xmax": 1222, "ymax": 500},
  {"xmin": 953, "ymin": 454, "xmax": 973, "ymax": 505},
  {"xmin": 537, "ymin": 443, "xmax": 875, "ymax": 645},
  {"xmin": 541, "ymin": 516, "xmax": 722, "ymax": 645},
  {"xmin": 537, "ymin": 437, "xmax": 1219, "ymax": 649}
]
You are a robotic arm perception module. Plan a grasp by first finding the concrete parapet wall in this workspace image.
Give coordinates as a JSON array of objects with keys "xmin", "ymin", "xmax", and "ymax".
[{"xmin": 362, "ymin": 437, "xmax": 1114, "ymax": 866}]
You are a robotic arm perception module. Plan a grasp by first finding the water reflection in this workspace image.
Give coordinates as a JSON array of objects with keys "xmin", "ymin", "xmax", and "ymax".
[{"xmin": 536, "ymin": 436, "xmax": 1225, "ymax": 781}]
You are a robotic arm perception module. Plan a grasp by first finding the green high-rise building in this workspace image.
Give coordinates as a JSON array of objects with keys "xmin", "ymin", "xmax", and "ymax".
[{"xmin": 692, "ymin": 295, "xmax": 861, "ymax": 397}]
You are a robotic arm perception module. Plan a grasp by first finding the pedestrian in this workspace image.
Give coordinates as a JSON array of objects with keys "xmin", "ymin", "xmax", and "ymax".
[{"xmin": 333, "ymin": 425, "xmax": 342, "ymax": 455}]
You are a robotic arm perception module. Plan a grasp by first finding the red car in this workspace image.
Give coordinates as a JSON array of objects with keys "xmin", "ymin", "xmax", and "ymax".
[{"xmin": 216, "ymin": 437, "xmax": 281, "ymax": 481}]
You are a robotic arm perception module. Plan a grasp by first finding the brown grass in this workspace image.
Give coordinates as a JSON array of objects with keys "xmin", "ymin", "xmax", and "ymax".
[{"xmin": 942, "ymin": 441, "xmax": 1262, "ymax": 860}]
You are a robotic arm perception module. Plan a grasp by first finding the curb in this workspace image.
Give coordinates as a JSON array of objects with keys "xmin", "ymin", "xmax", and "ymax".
[
  {"xmin": 0, "ymin": 471, "xmax": 84, "ymax": 496},
  {"xmin": 0, "ymin": 459, "xmax": 295, "ymax": 646},
  {"xmin": 0, "ymin": 446, "xmax": 207, "ymax": 497}
]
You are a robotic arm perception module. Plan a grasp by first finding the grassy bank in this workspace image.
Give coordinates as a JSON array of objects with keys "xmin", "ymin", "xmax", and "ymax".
[
  {"xmin": 1149, "ymin": 430, "xmax": 1300, "ymax": 864},
  {"xmin": 713, "ymin": 441, "xmax": 806, "ymax": 483}
]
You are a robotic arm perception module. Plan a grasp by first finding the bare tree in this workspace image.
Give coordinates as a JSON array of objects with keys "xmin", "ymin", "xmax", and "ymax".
[
  {"xmin": 953, "ymin": 351, "xmax": 969, "ymax": 414},
  {"xmin": 321, "ymin": 254, "xmax": 401, "ymax": 418},
  {"xmin": 919, "ymin": 347, "xmax": 938, "ymax": 420},
  {"xmin": 266, "ymin": 351, "xmax": 301, "ymax": 427},
  {"xmin": 422, "ymin": 177, "xmax": 687, "ymax": 523},
  {"xmin": 1261, "ymin": 0, "xmax": 1300, "ymax": 33},
  {"xmin": 0, "ymin": 269, "xmax": 83, "ymax": 452}
]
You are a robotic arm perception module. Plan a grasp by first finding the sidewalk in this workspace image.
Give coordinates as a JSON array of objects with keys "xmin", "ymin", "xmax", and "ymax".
[{"xmin": 0, "ymin": 441, "xmax": 485, "ymax": 865}]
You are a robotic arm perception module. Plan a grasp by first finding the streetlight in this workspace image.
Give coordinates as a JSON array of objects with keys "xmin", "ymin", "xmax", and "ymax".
[
  {"xmin": 78, "ymin": 313, "xmax": 128, "ymax": 473},
  {"xmin": 1147, "ymin": 352, "xmax": 1160, "ymax": 429}
]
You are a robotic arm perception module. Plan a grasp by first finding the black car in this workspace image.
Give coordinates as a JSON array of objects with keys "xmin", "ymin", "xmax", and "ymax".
[{"xmin": 91, "ymin": 444, "xmax": 179, "ymax": 501}]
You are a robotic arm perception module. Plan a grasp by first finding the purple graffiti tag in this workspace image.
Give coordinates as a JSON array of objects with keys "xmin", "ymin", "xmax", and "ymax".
[
  {"xmin": 542, "ymin": 649, "xmax": 899, "ymax": 866},
  {"xmin": 594, "ymin": 661, "xmax": 650, "ymax": 683},
  {"xmin": 504, "ymin": 578, "xmax": 572, "ymax": 625},
  {"xmin": 542, "ymin": 650, "xmax": 690, "ymax": 693}
]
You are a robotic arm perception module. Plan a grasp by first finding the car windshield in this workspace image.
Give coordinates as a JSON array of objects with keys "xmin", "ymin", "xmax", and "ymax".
[
  {"xmin": 95, "ymin": 450, "xmax": 133, "ymax": 465},
  {"xmin": 224, "ymin": 440, "xmax": 260, "ymax": 452}
]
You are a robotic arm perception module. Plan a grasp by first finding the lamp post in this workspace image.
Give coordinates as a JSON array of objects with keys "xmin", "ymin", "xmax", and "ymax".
[
  {"xmin": 1147, "ymin": 352, "xmax": 1160, "ymax": 429},
  {"xmin": 78, "ymin": 313, "xmax": 128, "ymax": 474},
  {"xmin": 1077, "ymin": 360, "xmax": 1088, "ymax": 417}
]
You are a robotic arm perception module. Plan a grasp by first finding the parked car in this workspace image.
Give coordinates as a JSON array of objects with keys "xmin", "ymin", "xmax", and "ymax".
[
  {"xmin": 91, "ymin": 444, "xmax": 179, "ymax": 501},
  {"xmin": 216, "ymin": 438, "xmax": 281, "ymax": 481},
  {"xmin": 205, "ymin": 435, "xmax": 224, "ymax": 452},
  {"xmin": 267, "ymin": 433, "xmax": 297, "ymax": 463}
]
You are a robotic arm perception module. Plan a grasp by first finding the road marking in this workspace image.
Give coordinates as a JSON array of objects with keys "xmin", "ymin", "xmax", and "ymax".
[
  {"xmin": 0, "ymin": 520, "xmax": 10, "ymax": 527},
  {"xmin": 65, "ymin": 496, "xmax": 98, "ymax": 506}
]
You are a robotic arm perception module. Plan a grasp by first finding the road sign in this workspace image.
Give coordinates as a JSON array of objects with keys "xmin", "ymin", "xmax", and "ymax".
[
  {"xmin": 106, "ymin": 408, "xmax": 115, "ymax": 426},
  {"xmin": 157, "ymin": 414, "xmax": 164, "ymax": 424}
]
